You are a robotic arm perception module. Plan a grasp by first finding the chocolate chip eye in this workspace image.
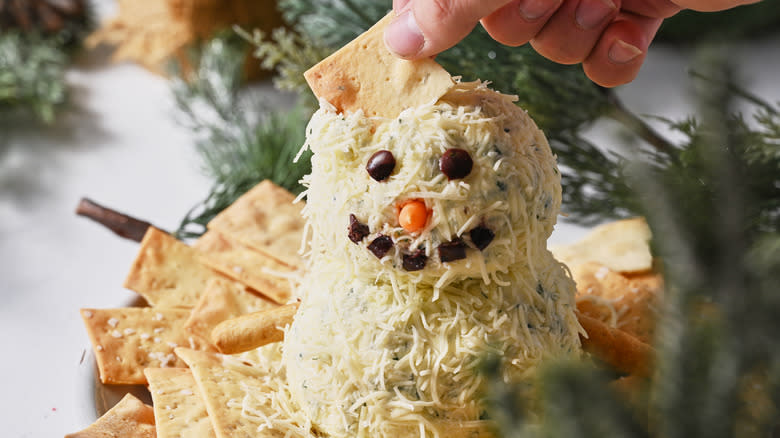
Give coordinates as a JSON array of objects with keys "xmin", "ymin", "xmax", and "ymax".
[
  {"xmin": 366, "ymin": 150, "xmax": 396, "ymax": 181},
  {"xmin": 348, "ymin": 214, "xmax": 370, "ymax": 243},
  {"xmin": 438, "ymin": 238, "xmax": 467, "ymax": 262},
  {"xmin": 440, "ymin": 148, "xmax": 473, "ymax": 180},
  {"xmin": 402, "ymin": 250, "xmax": 427, "ymax": 271},
  {"xmin": 470, "ymin": 225, "xmax": 494, "ymax": 250},
  {"xmin": 367, "ymin": 235, "xmax": 393, "ymax": 258}
]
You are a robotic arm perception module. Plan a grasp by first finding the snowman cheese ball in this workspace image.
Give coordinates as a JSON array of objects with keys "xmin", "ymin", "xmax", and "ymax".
[{"xmin": 281, "ymin": 79, "xmax": 582, "ymax": 437}]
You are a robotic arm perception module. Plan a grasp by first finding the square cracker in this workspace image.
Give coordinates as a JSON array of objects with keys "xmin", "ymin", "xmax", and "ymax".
[
  {"xmin": 204, "ymin": 180, "xmax": 305, "ymax": 268},
  {"xmin": 65, "ymin": 393, "xmax": 155, "ymax": 438},
  {"xmin": 175, "ymin": 347, "xmax": 310, "ymax": 438},
  {"xmin": 183, "ymin": 277, "xmax": 279, "ymax": 345},
  {"xmin": 550, "ymin": 217, "xmax": 653, "ymax": 274},
  {"xmin": 304, "ymin": 12, "xmax": 453, "ymax": 118},
  {"xmin": 80, "ymin": 307, "xmax": 213, "ymax": 384},
  {"xmin": 195, "ymin": 231, "xmax": 297, "ymax": 304},
  {"xmin": 144, "ymin": 368, "xmax": 216, "ymax": 438},
  {"xmin": 124, "ymin": 226, "xmax": 222, "ymax": 308}
]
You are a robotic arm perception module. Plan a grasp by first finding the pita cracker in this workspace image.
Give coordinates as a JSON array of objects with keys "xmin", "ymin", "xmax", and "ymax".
[
  {"xmin": 145, "ymin": 368, "xmax": 216, "ymax": 438},
  {"xmin": 183, "ymin": 277, "xmax": 279, "ymax": 346},
  {"xmin": 304, "ymin": 12, "xmax": 453, "ymax": 118},
  {"xmin": 195, "ymin": 231, "xmax": 297, "ymax": 304},
  {"xmin": 175, "ymin": 347, "xmax": 310, "ymax": 438},
  {"xmin": 65, "ymin": 393, "xmax": 155, "ymax": 438},
  {"xmin": 551, "ymin": 217, "xmax": 653, "ymax": 273},
  {"xmin": 573, "ymin": 262, "xmax": 664, "ymax": 344},
  {"xmin": 124, "ymin": 226, "xmax": 222, "ymax": 308},
  {"xmin": 204, "ymin": 180, "xmax": 305, "ymax": 267},
  {"xmin": 80, "ymin": 307, "xmax": 212, "ymax": 384}
]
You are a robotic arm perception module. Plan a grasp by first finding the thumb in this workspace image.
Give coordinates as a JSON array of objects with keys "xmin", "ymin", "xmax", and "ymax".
[{"xmin": 384, "ymin": 0, "xmax": 514, "ymax": 59}]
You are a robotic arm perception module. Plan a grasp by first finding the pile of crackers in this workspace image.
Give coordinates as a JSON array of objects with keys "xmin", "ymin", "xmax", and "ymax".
[{"xmin": 68, "ymin": 180, "xmax": 308, "ymax": 438}]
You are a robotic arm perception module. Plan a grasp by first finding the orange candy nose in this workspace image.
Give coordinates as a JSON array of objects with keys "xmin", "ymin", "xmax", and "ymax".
[{"xmin": 398, "ymin": 200, "xmax": 428, "ymax": 233}]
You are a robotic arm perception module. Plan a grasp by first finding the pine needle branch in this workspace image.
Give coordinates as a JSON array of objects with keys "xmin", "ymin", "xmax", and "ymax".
[
  {"xmin": 171, "ymin": 34, "xmax": 311, "ymax": 239},
  {"xmin": 235, "ymin": 25, "xmax": 331, "ymax": 108},
  {"xmin": 604, "ymin": 91, "xmax": 678, "ymax": 157},
  {"xmin": 0, "ymin": 1, "xmax": 93, "ymax": 123},
  {"xmin": 0, "ymin": 31, "xmax": 69, "ymax": 123}
]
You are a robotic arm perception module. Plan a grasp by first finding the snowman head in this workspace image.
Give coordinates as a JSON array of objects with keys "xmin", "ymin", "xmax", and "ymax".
[{"xmin": 301, "ymin": 82, "xmax": 562, "ymax": 287}]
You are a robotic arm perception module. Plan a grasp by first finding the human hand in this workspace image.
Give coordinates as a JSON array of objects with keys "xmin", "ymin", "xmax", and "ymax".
[{"xmin": 384, "ymin": 0, "xmax": 760, "ymax": 87}]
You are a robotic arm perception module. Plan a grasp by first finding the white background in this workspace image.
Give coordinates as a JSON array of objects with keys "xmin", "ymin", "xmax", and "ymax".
[{"xmin": 0, "ymin": 1, "xmax": 777, "ymax": 436}]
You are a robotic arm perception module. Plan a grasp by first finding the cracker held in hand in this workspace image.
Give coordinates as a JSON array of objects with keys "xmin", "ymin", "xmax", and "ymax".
[
  {"xmin": 65, "ymin": 393, "xmax": 155, "ymax": 438},
  {"xmin": 80, "ymin": 307, "xmax": 212, "ymax": 384},
  {"xmin": 304, "ymin": 11, "xmax": 453, "ymax": 118},
  {"xmin": 145, "ymin": 368, "xmax": 216, "ymax": 438},
  {"xmin": 195, "ymin": 231, "xmax": 297, "ymax": 304},
  {"xmin": 550, "ymin": 217, "xmax": 653, "ymax": 273},
  {"xmin": 205, "ymin": 180, "xmax": 305, "ymax": 267},
  {"xmin": 124, "ymin": 226, "xmax": 222, "ymax": 308}
]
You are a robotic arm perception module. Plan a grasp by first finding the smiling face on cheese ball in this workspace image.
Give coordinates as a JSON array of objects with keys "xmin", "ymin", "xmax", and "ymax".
[{"xmin": 300, "ymin": 81, "xmax": 562, "ymax": 289}]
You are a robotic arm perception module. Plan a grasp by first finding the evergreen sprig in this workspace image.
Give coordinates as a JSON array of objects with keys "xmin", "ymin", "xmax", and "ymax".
[
  {"xmin": 235, "ymin": 26, "xmax": 331, "ymax": 108},
  {"xmin": 0, "ymin": 2, "xmax": 92, "ymax": 123},
  {"xmin": 0, "ymin": 31, "xmax": 69, "ymax": 123},
  {"xmin": 171, "ymin": 35, "xmax": 311, "ymax": 239},
  {"xmin": 277, "ymin": 0, "xmax": 388, "ymax": 48}
]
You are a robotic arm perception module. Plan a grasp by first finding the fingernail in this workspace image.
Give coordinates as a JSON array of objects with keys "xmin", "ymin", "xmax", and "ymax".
[
  {"xmin": 384, "ymin": 10, "xmax": 424, "ymax": 57},
  {"xmin": 518, "ymin": 0, "xmax": 558, "ymax": 21},
  {"xmin": 608, "ymin": 40, "xmax": 642, "ymax": 64},
  {"xmin": 575, "ymin": 0, "xmax": 616, "ymax": 30}
]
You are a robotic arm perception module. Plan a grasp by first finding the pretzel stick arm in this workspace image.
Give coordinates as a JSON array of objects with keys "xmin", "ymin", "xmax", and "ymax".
[
  {"xmin": 211, "ymin": 302, "xmax": 299, "ymax": 354},
  {"xmin": 577, "ymin": 312, "xmax": 655, "ymax": 377}
]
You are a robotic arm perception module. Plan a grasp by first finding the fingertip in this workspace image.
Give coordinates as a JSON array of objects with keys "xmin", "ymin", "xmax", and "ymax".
[
  {"xmin": 529, "ymin": 0, "xmax": 620, "ymax": 65},
  {"xmin": 583, "ymin": 47, "xmax": 644, "ymax": 87},
  {"xmin": 384, "ymin": 9, "xmax": 425, "ymax": 58},
  {"xmin": 583, "ymin": 17, "xmax": 652, "ymax": 87},
  {"xmin": 482, "ymin": 0, "xmax": 561, "ymax": 47}
]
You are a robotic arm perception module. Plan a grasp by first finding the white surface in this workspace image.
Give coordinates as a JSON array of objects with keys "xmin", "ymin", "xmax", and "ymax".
[
  {"xmin": 0, "ymin": 3, "xmax": 778, "ymax": 435},
  {"xmin": 0, "ymin": 61, "xmax": 212, "ymax": 435}
]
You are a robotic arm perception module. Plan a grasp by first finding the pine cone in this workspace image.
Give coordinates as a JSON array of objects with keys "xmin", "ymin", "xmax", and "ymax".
[{"xmin": 0, "ymin": 0, "xmax": 87, "ymax": 35}]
